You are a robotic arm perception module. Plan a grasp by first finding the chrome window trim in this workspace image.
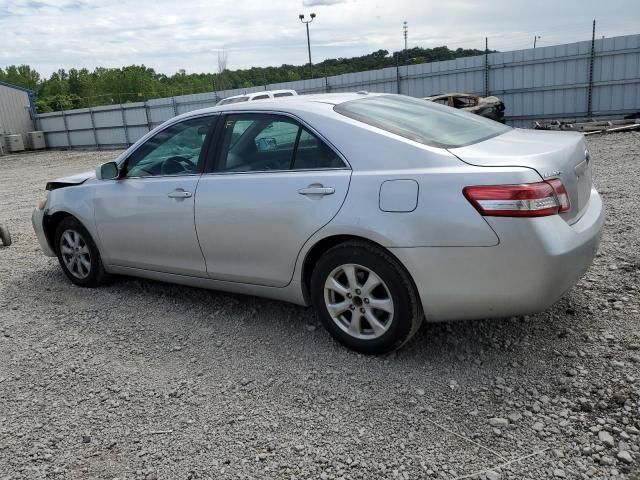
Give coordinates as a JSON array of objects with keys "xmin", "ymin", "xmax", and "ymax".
[
  {"xmin": 120, "ymin": 172, "xmax": 202, "ymax": 180},
  {"xmin": 201, "ymin": 167, "xmax": 350, "ymax": 177}
]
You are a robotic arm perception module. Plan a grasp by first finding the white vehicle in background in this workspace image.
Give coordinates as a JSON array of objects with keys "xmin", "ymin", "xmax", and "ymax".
[{"xmin": 216, "ymin": 89, "xmax": 297, "ymax": 106}]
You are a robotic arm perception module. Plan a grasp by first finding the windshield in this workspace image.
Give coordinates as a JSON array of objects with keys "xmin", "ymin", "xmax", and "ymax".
[{"xmin": 334, "ymin": 94, "xmax": 510, "ymax": 148}]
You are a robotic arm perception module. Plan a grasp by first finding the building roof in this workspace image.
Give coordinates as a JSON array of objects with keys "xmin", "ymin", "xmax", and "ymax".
[
  {"xmin": 0, "ymin": 81, "xmax": 37, "ymax": 117},
  {"xmin": 0, "ymin": 81, "xmax": 35, "ymax": 94}
]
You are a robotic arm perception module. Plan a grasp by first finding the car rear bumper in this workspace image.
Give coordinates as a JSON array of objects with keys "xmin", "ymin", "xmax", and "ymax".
[
  {"xmin": 390, "ymin": 188, "xmax": 604, "ymax": 322},
  {"xmin": 32, "ymin": 208, "xmax": 56, "ymax": 257}
]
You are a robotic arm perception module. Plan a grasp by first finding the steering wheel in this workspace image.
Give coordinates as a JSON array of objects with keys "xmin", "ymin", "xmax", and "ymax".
[{"xmin": 161, "ymin": 156, "xmax": 192, "ymax": 175}]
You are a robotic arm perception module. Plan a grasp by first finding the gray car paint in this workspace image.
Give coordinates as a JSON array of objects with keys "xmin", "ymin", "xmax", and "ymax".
[{"xmin": 33, "ymin": 93, "xmax": 604, "ymax": 322}]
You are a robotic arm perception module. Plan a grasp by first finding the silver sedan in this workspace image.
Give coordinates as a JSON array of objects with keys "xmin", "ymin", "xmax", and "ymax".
[{"xmin": 32, "ymin": 93, "xmax": 604, "ymax": 353}]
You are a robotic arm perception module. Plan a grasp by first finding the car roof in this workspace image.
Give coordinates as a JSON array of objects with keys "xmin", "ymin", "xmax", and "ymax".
[{"xmin": 190, "ymin": 92, "xmax": 383, "ymax": 118}]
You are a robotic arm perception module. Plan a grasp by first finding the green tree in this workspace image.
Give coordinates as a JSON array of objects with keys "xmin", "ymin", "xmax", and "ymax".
[
  {"xmin": 2, "ymin": 45, "xmax": 493, "ymax": 112},
  {"xmin": 0, "ymin": 64, "xmax": 41, "ymax": 90}
]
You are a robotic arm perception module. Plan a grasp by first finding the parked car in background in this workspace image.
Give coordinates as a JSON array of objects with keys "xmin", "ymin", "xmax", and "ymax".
[
  {"xmin": 216, "ymin": 89, "xmax": 297, "ymax": 106},
  {"xmin": 32, "ymin": 93, "xmax": 602, "ymax": 354},
  {"xmin": 424, "ymin": 93, "xmax": 506, "ymax": 123}
]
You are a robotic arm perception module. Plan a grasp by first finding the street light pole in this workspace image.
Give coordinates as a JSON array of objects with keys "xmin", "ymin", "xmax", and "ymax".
[
  {"xmin": 299, "ymin": 13, "xmax": 316, "ymax": 66},
  {"xmin": 534, "ymin": 35, "xmax": 541, "ymax": 48}
]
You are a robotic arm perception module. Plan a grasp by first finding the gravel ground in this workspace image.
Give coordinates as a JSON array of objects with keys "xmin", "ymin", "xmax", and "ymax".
[{"xmin": 0, "ymin": 133, "xmax": 638, "ymax": 480}]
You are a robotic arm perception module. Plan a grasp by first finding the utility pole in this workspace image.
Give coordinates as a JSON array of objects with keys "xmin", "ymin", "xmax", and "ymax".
[
  {"xmin": 299, "ymin": 13, "xmax": 316, "ymax": 66},
  {"xmin": 534, "ymin": 35, "xmax": 541, "ymax": 48},
  {"xmin": 403, "ymin": 21, "xmax": 408, "ymax": 51}
]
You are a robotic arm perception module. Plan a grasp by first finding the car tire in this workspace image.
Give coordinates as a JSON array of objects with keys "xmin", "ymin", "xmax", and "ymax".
[
  {"xmin": 311, "ymin": 241, "xmax": 423, "ymax": 354},
  {"xmin": 0, "ymin": 225, "xmax": 11, "ymax": 247},
  {"xmin": 54, "ymin": 216, "xmax": 107, "ymax": 288}
]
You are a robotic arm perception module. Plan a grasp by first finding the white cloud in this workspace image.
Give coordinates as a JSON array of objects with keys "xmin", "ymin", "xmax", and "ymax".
[
  {"xmin": 303, "ymin": 0, "xmax": 346, "ymax": 6},
  {"xmin": 0, "ymin": 0, "xmax": 638, "ymax": 77}
]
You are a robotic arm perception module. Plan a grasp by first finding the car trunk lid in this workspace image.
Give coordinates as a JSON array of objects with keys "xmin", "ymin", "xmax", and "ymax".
[{"xmin": 449, "ymin": 128, "xmax": 592, "ymax": 224}]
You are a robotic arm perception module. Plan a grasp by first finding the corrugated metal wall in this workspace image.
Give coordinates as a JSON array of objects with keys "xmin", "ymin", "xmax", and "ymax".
[
  {"xmin": 0, "ymin": 84, "xmax": 35, "ymax": 151},
  {"xmin": 35, "ymin": 33, "xmax": 640, "ymax": 148}
]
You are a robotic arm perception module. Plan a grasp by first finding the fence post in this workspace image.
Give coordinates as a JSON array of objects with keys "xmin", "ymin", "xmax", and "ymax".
[
  {"xmin": 587, "ymin": 19, "xmax": 596, "ymax": 118},
  {"xmin": 120, "ymin": 104, "xmax": 130, "ymax": 146},
  {"xmin": 484, "ymin": 37, "xmax": 489, "ymax": 97},
  {"xmin": 171, "ymin": 97, "xmax": 178, "ymax": 116},
  {"xmin": 61, "ymin": 110, "xmax": 71, "ymax": 148},
  {"xmin": 325, "ymin": 77, "xmax": 331, "ymax": 93},
  {"xmin": 396, "ymin": 63, "xmax": 401, "ymax": 94},
  {"xmin": 143, "ymin": 101, "xmax": 152, "ymax": 133},
  {"xmin": 89, "ymin": 107, "xmax": 99, "ymax": 148}
]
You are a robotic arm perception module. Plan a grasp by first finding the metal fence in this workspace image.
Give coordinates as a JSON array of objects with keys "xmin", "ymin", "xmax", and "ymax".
[{"xmin": 36, "ymin": 33, "xmax": 640, "ymax": 148}]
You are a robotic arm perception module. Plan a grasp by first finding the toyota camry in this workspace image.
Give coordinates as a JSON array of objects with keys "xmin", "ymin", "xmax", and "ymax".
[{"xmin": 32, "ymin": 93, "xmax": 604, "ymax": 353}]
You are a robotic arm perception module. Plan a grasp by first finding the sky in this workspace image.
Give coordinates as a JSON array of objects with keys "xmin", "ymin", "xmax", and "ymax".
[{"xmin": 1, "ymin": 0, "xmax": 639, "ymax": 77}]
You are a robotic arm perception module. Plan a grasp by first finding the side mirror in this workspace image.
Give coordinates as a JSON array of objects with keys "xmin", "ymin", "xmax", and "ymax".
[{"xmin": 96, "ymin": 161, "xmax": 120, "ymax": 180}]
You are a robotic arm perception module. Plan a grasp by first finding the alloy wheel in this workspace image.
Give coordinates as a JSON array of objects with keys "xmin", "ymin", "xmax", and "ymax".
[
  {"xmin": 59, "ymin": 229, "xmax": 92, "ymax": 279},
  {"xmin": 323, "ymin": 263, "xmax": 394, "ymax": 340}
]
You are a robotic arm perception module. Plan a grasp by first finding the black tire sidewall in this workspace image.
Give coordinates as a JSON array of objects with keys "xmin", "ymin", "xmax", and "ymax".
[
  {"xmin": 54, "ymin": 217, "xmax": 104, "ymax": 287},
  {"xmin": 0, "ymin": 226, "xmax": 11, "ymax": 246},
  {"xmin": 311, "ymin": 244, "xmax": 416, "ymax": 354}
]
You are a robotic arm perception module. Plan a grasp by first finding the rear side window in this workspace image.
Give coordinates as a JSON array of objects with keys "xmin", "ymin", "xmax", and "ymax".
[
  {"xmin": 293, "ymin": 129, "xmax": 343, "ymax": 169},
  {"xmin": 217, "ymin": 114, "xmax": 345, "ymax": 172},
  {"xmin": 252, "ymin": 94, "xmax": 270, "ymax": 100},
  {"xmin": 334, "ymin": 95, "xmax": 510, "ymax": 148}
]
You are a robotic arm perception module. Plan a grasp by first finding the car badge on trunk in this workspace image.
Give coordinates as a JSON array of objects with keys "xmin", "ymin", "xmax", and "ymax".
[{"xmin": 542, "ymin": 170, "xmax": 563, "ymax": 178}]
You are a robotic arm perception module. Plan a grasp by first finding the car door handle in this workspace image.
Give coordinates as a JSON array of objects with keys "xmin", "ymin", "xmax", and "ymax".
[
  {"xmin": 168, "ymin": 190, "xmax": 192, "ymax": 199},
  {"xmin": 298, "ymin": 186, "xmax": 335, "ymax": 196}
]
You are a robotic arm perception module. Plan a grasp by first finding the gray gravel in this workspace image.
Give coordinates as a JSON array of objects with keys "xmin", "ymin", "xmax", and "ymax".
[{"xmin": 0, "ymin": 134, "xmax": 639, "ymax": 480}]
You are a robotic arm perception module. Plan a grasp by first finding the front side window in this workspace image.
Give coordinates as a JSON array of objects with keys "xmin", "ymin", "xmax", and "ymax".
[
  {"xmin": 335, "ymin": 94, "xmax": 510, "ymax": 148},
  {"xmin": 273, "ymin": 92, "xmax": 294, "ymax": 98},
  {"xmin": 218, "ymin": 114, "xmax": 345, "ymax": 172},
  {"xmin": 125, "ymin": 116, "xmax": 214, "ymax": 177}
]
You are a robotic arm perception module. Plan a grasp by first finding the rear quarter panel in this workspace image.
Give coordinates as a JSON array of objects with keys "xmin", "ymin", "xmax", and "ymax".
[{"xmin": 300, "ymin": 117, "xmax": 542, "ymax": 248}]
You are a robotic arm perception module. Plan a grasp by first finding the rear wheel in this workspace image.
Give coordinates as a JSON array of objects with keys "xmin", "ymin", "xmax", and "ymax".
[
  {"xmin": 55, "ymin": 217, "xmax": 107, "ymax": 287},
  {"xmin": 311, "ymin": 241, "xmax": 423, "ymax": 354}
]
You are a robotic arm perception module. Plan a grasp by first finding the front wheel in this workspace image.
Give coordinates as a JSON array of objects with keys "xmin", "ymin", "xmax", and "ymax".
[
  {"xmin": 54, "ymin": 216, "xmax": 107, "ymax": 287},
  {"xmin": 311, "ymin": 241, "xmax": 423, "ymax": 354}
]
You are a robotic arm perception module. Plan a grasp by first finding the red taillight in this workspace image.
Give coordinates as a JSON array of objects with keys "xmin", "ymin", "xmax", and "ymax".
[
  {"xmin": 463, "ymin": 180, "xmax": 571, "ymax": 217},
  {"xmin": 546, "ymin": 178, "xmax": 571, "ymax": 213}
]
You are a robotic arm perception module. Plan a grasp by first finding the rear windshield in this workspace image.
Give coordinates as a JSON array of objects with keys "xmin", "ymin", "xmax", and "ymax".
[{"xmin": 334, "ymin": 94, "xmax": 510, "ymax": 148}]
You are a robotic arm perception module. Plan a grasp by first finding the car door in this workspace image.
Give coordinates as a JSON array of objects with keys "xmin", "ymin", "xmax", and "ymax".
[
  {"xmin": 93, "ymin": 115, "xmax": 217, "ymax": 277},
  {"xmin": 195, "ymin": 112, "xmax": 351, "ymax": 287}
]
